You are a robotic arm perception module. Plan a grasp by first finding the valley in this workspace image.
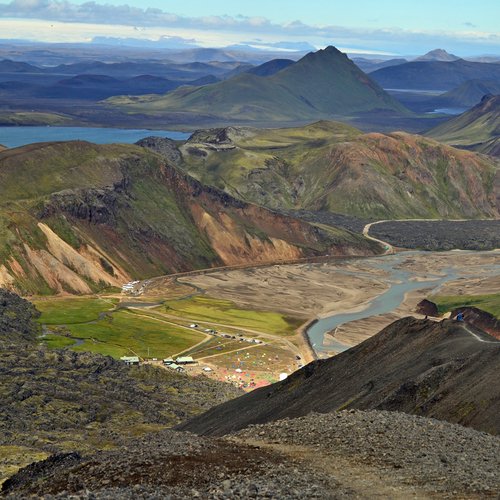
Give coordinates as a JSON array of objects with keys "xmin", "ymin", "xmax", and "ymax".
[
  {"xmin": 0, "ymin": 31, "xmax": 499, "ymax": 498},
  {"xmin": 33, "ymin": 247, "xmax": 500, "ymax": 387}
]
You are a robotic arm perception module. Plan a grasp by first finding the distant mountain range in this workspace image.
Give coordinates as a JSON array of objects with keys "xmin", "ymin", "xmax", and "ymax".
[
  {"xmin": 108, "ymin": 46, "xmax": 407, "ymax": 123},
  {"xmin": 370, "ymin": 58, "xmax": 500, "ymax": 90},
  {"xmin": 415, "ymin": 48, "xmax": 460, "ymax": 62},
  {"xmin": 351, "ymin": 57, "xmax": 407, "ymax": 73},
  {"xmin": 0, "ymin": 58, "xmax": 254, "ymax": 101},
  {"xmin": 432, "ymin": 80, "xmax": 500, "ymax": 108},
  {"xmin": 427, "ymin": 94, "xmax": 500, "ymax": 156},
  {"xmin": 0, "ymin": 72, "xmax": 220, "ymax": 101},
  {"xmin": 0, "ymin": 58, "xmax": 245, "ymax": 79},
  {"xmin": 0, "ymin": 140, "xmax": 378, "ymax": 295}
]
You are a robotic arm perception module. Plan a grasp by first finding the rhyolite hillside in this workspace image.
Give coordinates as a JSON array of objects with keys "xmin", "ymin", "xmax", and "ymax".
[
  {"xmin": 171, "ymin": 120, "xmax": 499, "ymax": 219},
  {"xmin": 0, "ymin": 140, "xmax": 379, "ymax": 295}
]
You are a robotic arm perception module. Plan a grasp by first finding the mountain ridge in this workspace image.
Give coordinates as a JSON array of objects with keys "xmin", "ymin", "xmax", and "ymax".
[
  {"xmin": 0, "ymin": 140, "xmax": 379, "ymax": 295},
  {"xmin": 426, "ymin": 94, "xmax": 500, "ymax": 155},
  {"xmin": 177, "ymin": 120, "xmax": 499, "ymax": 219},
  {"xmin": 178, "ymin": 317, "xmax": 500, "ymax": 436},
  {"xmin": 371, "ymin": 59, "xmax": 500, "ymax": 90}
]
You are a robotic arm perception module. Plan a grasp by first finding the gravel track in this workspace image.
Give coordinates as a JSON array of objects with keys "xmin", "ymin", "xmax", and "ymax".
[{"xmin": 232, "ymin": 410, "xmax": 500, "ymax": 498}]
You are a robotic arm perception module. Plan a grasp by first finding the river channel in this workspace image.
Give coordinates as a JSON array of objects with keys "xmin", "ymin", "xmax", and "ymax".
[{"xmin": 306, "ymin": 251, "xmax": 500, "ymax": 355}]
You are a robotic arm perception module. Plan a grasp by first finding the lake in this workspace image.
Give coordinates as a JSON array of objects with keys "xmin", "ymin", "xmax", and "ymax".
[
  {"xmin": 0, "ymin": 126, "xmax": 190, "ymax": 148},
  {"xmin": 427, "ymin": 107, "xmax": 467, "ymax": 115}
]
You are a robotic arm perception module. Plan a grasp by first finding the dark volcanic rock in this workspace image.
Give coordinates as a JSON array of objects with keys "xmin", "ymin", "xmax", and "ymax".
[
  {"xmin": 1, "ymin": 429, "xmax": 344, "ymax": 498},
  {"xmin": 416, "ymin": 299, "xmax": 439, "ymax": 317},
  {"xmin": 0, "ymin": 288, "xmax": 40, "ymax": 342},
  {"xmin": 135, "ymin": 136, "xmax": 182, "ymax": 165},
  {"xmin": 179, "ymin": 317, "xmax": 500, "ymax": 436},
  {"xmin": 369, "ymin": 220, "xmax": 500, "ymax": 250},
  {"xmin": 2, "ymin": 452, "xmax": 82, "ymax": 494},
  {"xmin": 232, "ymin": 410, "xmax": 500, "ymax": 497},
  {"xmin": 39, "ymin": 186, "xmax": 123, "ymax": 225}
]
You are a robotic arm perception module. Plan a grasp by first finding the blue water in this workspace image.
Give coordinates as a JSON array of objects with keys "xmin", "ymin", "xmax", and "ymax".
[
  {"xmin": 307, "ymin": 252, "xmax": 463, "ymax": 354},
  {"xmin": 0, "ymin": 126, "xmax": 190, "ymax": 148},
  {"xmin": 427, "ymin": 107, "xmax": 467, "ymax": 115}
]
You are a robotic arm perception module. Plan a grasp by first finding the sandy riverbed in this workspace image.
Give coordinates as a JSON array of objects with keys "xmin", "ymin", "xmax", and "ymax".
[{"xmin": 180, "ymin": 251, "xmax": 499, "ymax": 356}]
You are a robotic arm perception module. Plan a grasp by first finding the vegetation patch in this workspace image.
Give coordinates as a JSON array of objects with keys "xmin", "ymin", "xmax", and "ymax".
[
  {"xmin": 163, "ymin": 295, "xmax": 303, "ymax": 335},
  {"xmin": 432, "ymin": 293, "xmax": 500, "ymax": 318},
  {"xmin": 34, "ymin": 297, "xmax": 118, "ymax": 324},
  {"xmin": 37, "ymin": 297, "xmax": 206, "ymax": 359}
]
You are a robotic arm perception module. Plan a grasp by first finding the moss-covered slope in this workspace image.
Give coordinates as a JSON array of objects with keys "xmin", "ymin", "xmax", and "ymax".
[
  {"xmin": 0, "ymin": 140, "xmax": 378, "ymax": 294},
  {"xmin": 178, "ymin": 121, "xmax": 499, "ymax": 219}
]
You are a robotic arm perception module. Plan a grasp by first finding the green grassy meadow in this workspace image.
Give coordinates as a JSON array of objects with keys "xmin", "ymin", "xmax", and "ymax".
[
  {"xmin": 34, "ymin": 297, "xmax": 117, "ymax": 324},
  {"xmin": 432, "ymin": 293, "xmax": 500, "ymax": 318},
  {"xmin": 36, "ymin": 297, "xmax": 206, "ymax": 359},
  {"xmin": 162, "ymin": 295, "xmax": 303, "ymax": 335}
]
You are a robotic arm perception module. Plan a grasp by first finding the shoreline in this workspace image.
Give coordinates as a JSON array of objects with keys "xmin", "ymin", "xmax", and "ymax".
[{"xmin": 297, "ymin": 318, "xmax": 319, "ymax": 362}]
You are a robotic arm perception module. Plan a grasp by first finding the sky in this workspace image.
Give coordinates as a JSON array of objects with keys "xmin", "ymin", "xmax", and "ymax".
[{"xmin": 1, "ymin": 0, "xmax": 499, "ymax": 56}]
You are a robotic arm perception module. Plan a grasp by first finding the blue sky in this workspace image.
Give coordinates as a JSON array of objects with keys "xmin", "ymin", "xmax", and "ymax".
[{"xmin": 1, "ymin": 0, "xmax": 499, "ymax": 56}]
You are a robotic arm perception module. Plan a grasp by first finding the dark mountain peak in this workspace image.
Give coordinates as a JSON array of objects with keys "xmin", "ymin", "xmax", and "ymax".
[
  {"xmin": 58, "ymin": 74, "xmax": 119, "ymax": 86},
  {"xmin": 0, "ymin": 59, "xmax": 42, "ymax": 73},
  {"xmin": 416, "ymin": 49, "xmax": 460, "ymax": 61},
  {"xmin": 246, "ymin": 58, "xmax": 295, "ymax": 77},
  {"xmin": 304, "ymin": 45, "xmax": 347, "ymax": 61},
  {"xmin": 479, "ymin": 93, "xmax": 499, "ymax": 105},
  {"xmin": 323, "ymin": 45, "xmax": 344, "ymax": 55}
]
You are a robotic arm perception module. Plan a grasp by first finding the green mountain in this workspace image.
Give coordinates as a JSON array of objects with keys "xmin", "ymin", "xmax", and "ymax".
[
  {"xmin": 107, "ymin": 46, "xmax": 407, "ymax": 123},
  {"xmin": 436, "ymin": 80, "xmax": 500, "ymax": 107},
  {"xmin": 0, "ymin": 140, "xmax": 378, "ymax": 295},
  {"xmin": 175, "ymin": 120, "xmax": 499, "ymax": 219},
  {"xmin": 426, "ymin": 94, "xmax": 500, "ymax": 155}
]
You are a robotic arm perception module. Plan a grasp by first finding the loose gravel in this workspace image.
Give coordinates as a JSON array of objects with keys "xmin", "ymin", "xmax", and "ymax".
[
  {"xmin": 4, "ymin": 410, "xmax": 499, "ymax": 498},
  {"xmin": 2, "ymin": 429, "xmax": 350, "ymax": 499},
  {"xmin": 232, "ymin": 409, "xmax": 500, "ymax": 497}
]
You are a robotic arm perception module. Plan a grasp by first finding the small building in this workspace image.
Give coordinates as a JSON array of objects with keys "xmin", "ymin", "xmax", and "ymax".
[
  {"xmin": 175, "ymin": 356, "xmax": 195, "ymax": 365},
  {"xmin": 163, "ymin": 358, "xmax": 174, "ymax": 365},
  {"xmin": 120, "ymin": 356, "xmax": 140, "ymax": 365},
  {"xmin": 167, "ymin": 363, "xmax": 185, "ymax": 372}
]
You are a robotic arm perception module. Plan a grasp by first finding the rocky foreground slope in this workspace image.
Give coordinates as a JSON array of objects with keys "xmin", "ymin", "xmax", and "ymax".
[
  {"xmin": 179, "ymin": 317, "xmax": 500, "ymax": 436},
  {"xmin": 1, "ymin": 294, "xmax": 499, "ymax": 497},
  {"xmin": 3, "ymin": 411, "xmax": 499, "ymax": 498}
]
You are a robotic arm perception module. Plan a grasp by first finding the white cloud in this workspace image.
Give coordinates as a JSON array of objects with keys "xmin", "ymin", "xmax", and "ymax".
[{"xmin": 0, "ymin": 0, "xmax": 498, "ymax": 55}]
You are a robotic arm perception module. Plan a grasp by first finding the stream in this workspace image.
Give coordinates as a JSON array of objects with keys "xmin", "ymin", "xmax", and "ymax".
[{"xmin": 306, "ymin": 251, "xmax": 499, "ymax": 355}]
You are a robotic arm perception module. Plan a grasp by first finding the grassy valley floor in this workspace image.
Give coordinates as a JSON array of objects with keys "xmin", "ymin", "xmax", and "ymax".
[{"xmin": 34, "ymin": 250, "xmax": 500, "ymax": 388}]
